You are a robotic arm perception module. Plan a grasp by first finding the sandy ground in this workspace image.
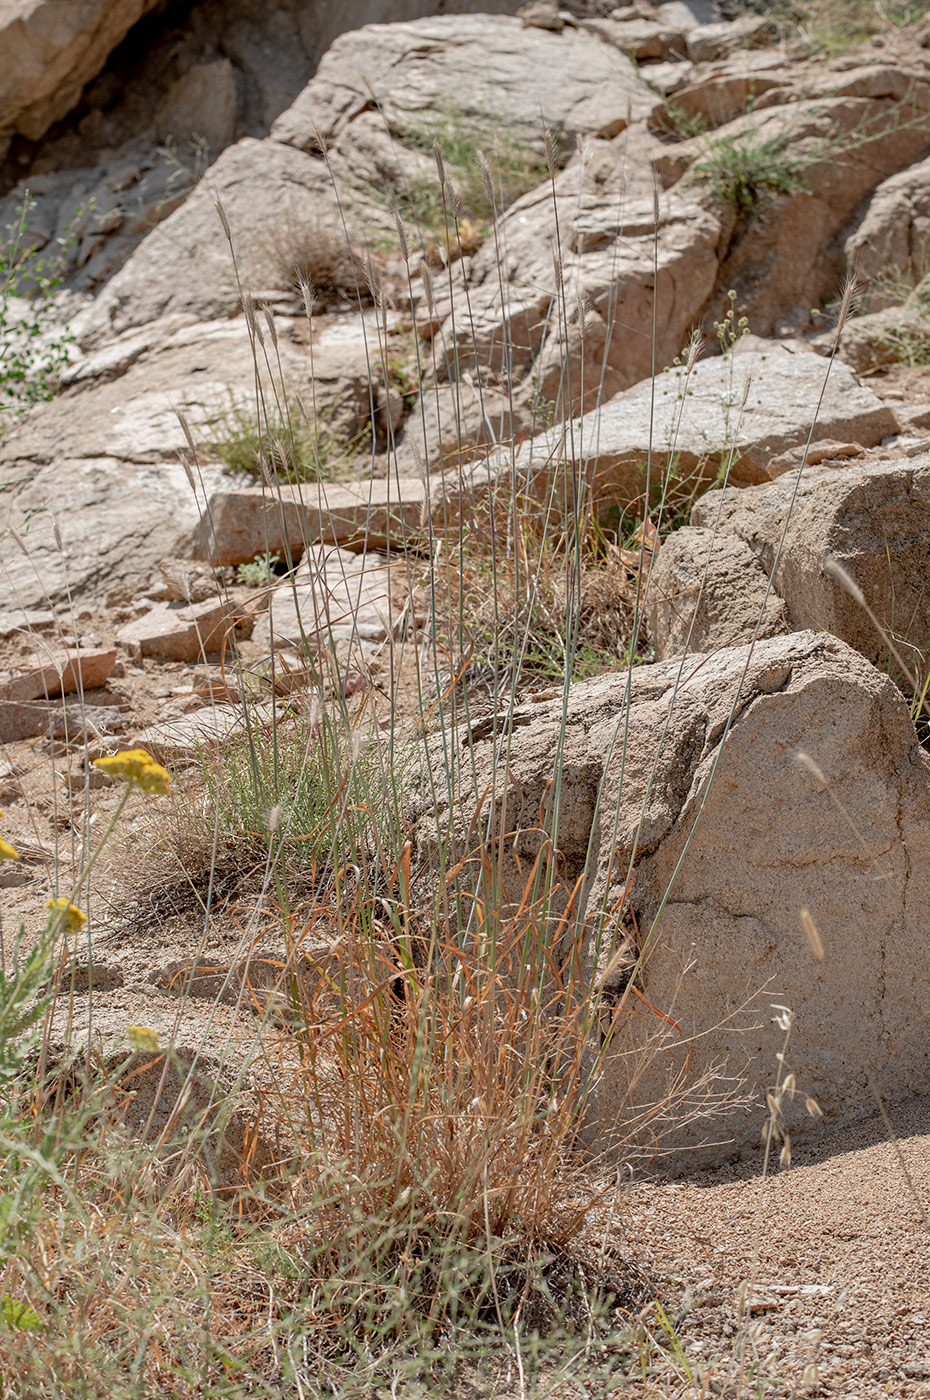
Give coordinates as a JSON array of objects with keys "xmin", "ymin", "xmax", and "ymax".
[{"xmin": 630, "ymin": 1095, "xmax": 930, "ymax": 1397}]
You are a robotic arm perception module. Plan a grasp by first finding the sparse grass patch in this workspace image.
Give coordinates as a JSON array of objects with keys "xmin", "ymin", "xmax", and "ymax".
[
  {"xmin": 727, "ymin": 0, "xmax": 927, "ymax": 55},
  {"xmin": 203, "ymin": 393, "xmax": 347, "ymax": 482},
  {"xmin": 392, "ymin": 113, "xmax": 554, "ymax": 246},
  {"xmin": 425, "ymin": 485, "xmax": 642, "ymax": 696},
  {"xmin": 695, "ymin": 131, "xmax": 811, "ymax": 213}
]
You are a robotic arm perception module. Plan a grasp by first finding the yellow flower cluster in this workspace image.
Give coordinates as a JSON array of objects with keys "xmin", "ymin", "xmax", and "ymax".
[
  {"xmin": 0, "ymin": 811, "xmax": 17, "ymax": 862},
  {"xmin": 127, "ymin": 1026, "xmax": 162, "ymax": 1053},
  {"xmin": 93, "ymin": 748, "xmax": 171, "ymax": 795},
  {"xmin": 46, "ymin": 898, "xmax": 88, "ymax": 934}
]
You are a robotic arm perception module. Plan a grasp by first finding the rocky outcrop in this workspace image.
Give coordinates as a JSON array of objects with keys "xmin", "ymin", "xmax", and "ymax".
[
  {"xmin": 410, "ymin": 630, "xmax": 930, "ymax": 1162},
  {"xmin": 272, "ymin": 14, "xmax": 661, "ymax": 158},
  {"xmin": 0, "ymin": 0, "xmax": 162, "ymax": 155},
  {"xmin": 845, "ymin": 150, "xmax": 930, "ymax": 286},
  {"xmin": 483, "ymin": 343, "xmax": 896, "ymax": 515},
  {"xmin": 648, "ymin": 451, "xmax": 930, "ymax": 676}
]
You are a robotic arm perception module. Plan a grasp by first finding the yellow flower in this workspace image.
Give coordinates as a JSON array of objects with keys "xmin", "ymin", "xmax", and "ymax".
[
  {"xmin": 46, "ymin": 898, "xmax": 88, "ymax": 933},
  {"xmin": 127, "ymin": 1026, "xmax": 161, "ymax": 1053},
  {"xmin": 0, "ymin": 837, "xmax": 19, "ymax": 861},
  {"xmin": 93, "ymin": 748, "xmax": 171, "ymax": 796}
]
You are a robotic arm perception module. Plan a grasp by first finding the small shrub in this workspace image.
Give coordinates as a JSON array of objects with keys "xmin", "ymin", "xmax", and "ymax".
[
  {"xmin": 0, "ymin": 196, "xmax": 74, "ymax": 426},
  {"xmin": 235, "ymin": 551, "xmax": 281, "ymax": 588},
  {"xmin": 204, "ymin": 394, "xmax": 342, "ymax": 483},
  {"xmin": 695, "ymin": 132, "xmax": 810, "ymax": 213},
  {"xmin": 267, "ymin": 217, "xmax": 370, "ymax": 308},
  {"xmin": 661, "ymin": 101, "xmax": 708, "ymax": 142}
]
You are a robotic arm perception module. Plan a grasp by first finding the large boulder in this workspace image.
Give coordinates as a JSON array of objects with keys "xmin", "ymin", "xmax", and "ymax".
[
  {"xmin": 435, "ymin": 168, "xmax": 725, "ymax": 412},
  {"xmin": 486, "ymin": 343, "xmax": 896, "ymax": 516},
  {"xmin": 272, "ymin": 15, "xmax": 661, "ymax": 158},
  {"xmin": 0, "ymin": 0, "xmax": 162, "ymax": 155},
  {"xmin": 79, "ymin": 138, "xmax": 389, "ymax": 343},
  {"xmin": 845, "ymin": 151, "xmax": 930, "ymax": 285},
  {"xmin": 411, "ymin": 631, "xmax": 930, "ymax": 1163},
  {"xmin": 649, "ymin": 451, "xmax": 930, "ymax": 677}
]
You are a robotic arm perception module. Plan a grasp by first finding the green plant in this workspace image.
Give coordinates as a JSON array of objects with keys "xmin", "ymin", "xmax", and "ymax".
[
  {"xmin": 662, "ymin": 100, "xmax": 708, "ymax": 142},
  {"xmin": 0, "ymin": 195, "xmax": 75, "ymax": 425},
  {"xmin": 392, "ymin": 113, "xmax": 553, "ymax": 244},
  {"xmin": 695, "ymin": 131, "xmax": 811, "ymax": 213},
  {"xmin": 727, "ymin": 0, "xmax": 927, "ymax": 56},
  {"xmin": 235, "ymin": 551, "xmax": 281, "ymax": 587},
  {"xmin": 204, "ymin": 393, "xmax": 343, "ymax": 483}
]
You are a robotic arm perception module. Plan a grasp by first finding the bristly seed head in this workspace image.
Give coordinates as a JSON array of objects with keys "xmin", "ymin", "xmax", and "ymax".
[
  {"xmin": 800, "ymin": 908, "xmax": 825, "ymax": 962},
  {"xmin": 824, "ymin": 555, "xmax": 865, "ymax": 606}
]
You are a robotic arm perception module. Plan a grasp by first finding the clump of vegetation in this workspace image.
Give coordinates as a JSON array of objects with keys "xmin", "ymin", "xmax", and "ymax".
[
  {"xmin": 204, "ymin": 394, "xmax": 349, "ymax": 483},
  {"xmin": 266, "ymin": 216, "xmax": 371, "ymax": 308},
  {"xmin": 425, "ymin": 485, "xmax": 643, "ymax": 697},
  {"xmin": 724, "ymin": 0, "xmax": 926, "ymax": 55},
  {"xmin": 0, "ymin": 195, "xmax": 74, "ymax": 427},
  {"xmin": 393, "ymin": 113, "xmax": 554, "ymax": 246},
  {"xmin": 695, "ymin": 131, "xmax": 811, "ymax": 213},
  {"xmin": 661, "ymin": 100, "xmax": 708, "ymax": 142},
  {"xmin": 235, "ymin": 551, "xmax": 281, "ymax": 588}
]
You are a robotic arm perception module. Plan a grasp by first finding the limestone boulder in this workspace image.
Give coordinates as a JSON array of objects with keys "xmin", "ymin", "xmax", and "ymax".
[
  {"xmin": 0, "ymin": 0, "xmax": 162, "ymax": 154},
  {"xmin": 272, "ymin": 15, "xmax": 661, "ymax": 160},
  {"xmin": 411, "ymin": 630, "xmax": 930, "ymax": 1162},
  {"xmin": 79, "ymin": 138, "xmax": 390, "ymax": 344},
  {"xmin": 645, "ymin": 524, "xmax": 789, "ymax": 658},
  {"xmin": 437, "ymin": 168, "xmax": 725, "ymax": 413},
  {"xmin": 845, "ymin": 151, "xmax": 930, "ymax": 285},
  {"xmin": 649, "ymin": 453, "xmax": 930, "ymax": 675},
  {"xmin": 191, "ymin": 476, "xmax": 434, "ymax": 568},
  {"xmin": 492, "ymin": 344, "xmax": 896, "ymax": 518},
  {"xmin": 0, "ymin": 306, "xmax": 402, "ymax": 610}
]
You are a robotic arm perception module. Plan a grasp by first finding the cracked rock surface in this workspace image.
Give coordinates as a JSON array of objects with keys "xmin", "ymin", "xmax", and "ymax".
[{"xmin": 411, "ymin": 630, "xmax": 930, "ymax": 1162}]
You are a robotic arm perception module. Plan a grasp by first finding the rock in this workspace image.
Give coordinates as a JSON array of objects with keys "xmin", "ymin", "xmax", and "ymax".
[
  {"xmin": 154, "ymin": 58, "xmax": 239, "ymax": 155},
  {"xmin": 580, "ymin": 16, "xmax": 687, "ymax": 62},
  {"xmin": 667, "ymin": 452, "xmax": 930, "ymax": 678},
  {"xmin": 272, "ymin": 15, "xmax": 660, "ymax": 160},
  {"xmin": 518, "ymin": 0, "xmax": 564, "ymax": 30},
  {"xmin": 395, "ymin": 379, "xmax": 529, "ymax": 473},
  {"xmin": 495, "ymin": 344, "xmax": 896, "ymax": 516},
  {"xmin": 191, "ymin": 477, "xmax": 433, "ymax": 568},
  {"xmin": 0, "ymin": 647, "xmax": 116, "ymax": 702},
  {"xmin": 814, "ymin": 303, "xmax": 930, "ymax": 374},
  {"xmin": 685, "ymin": 14, "xmax": 777, "ymax": 63},
  {"xmin": 135, "ymin": 702, "xmax": 278, "ymax": 762},
  {"xmin": 0, "ymin": 697, "xmax": 129, "ymax": 744},
  {"xmin": 439, "ymin": 168, "xmax": 724, "ymax": 411},
  {"xmin": 252, "ymin": 547, "xmax": 402, "ymax": 653},
  {"xmin": 1, "ymin": 308, "xmax": 395, "ymax": 612},
  {"xmin": 846, "ymin": 152, "xmax": 930, "ymax": 286},
  {"xmin": 0, "ymin": 609, "xmax": 55, "ymax": 639},
  {"xmin": 656, "ymin": 62, "xmax": 787, "ymax": 133},
  {"xmin": 646, "ymin": 526, "xmax": 789, "ymax": 659},
  {"xmin": 0, "ymin": 0, "xmax": 162, "ymax": 152},
  {"xmin": 80, "ymin": 138, "xmax": 388, "ymax": 343},
  {"xmin": 683, "ymin": 87, "xmax": 930, "ymax": 338},
  {"xmin": 117, "ymin": 598, "xmax": 247, "ymax": 662},
  {"xmin": 411, "ymin": 630, "xmax": 930, "ymax": 1161}
]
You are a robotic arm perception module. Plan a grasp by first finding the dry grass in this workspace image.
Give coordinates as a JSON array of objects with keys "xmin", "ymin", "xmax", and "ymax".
[
  {"xmin": 0, "ymin": 52, "xmax": 909, "ymax": 1399},
  {"xmin": 266, "ymin": 216, "xmax": 372, "ymax": 310}
]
